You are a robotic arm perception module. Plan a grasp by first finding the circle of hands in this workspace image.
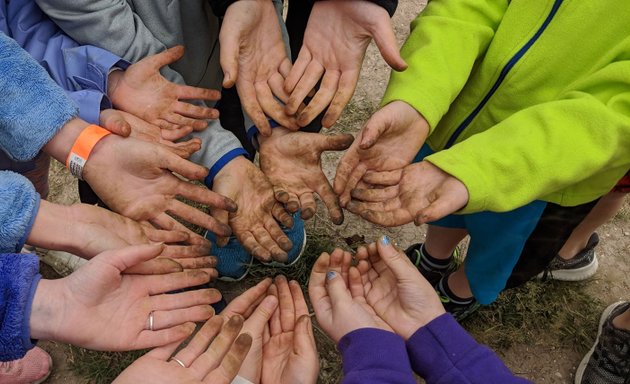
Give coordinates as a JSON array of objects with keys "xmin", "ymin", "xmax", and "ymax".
[{"xmin": 45, "ymin": 1, "xmax": 475, "ymax": 383}]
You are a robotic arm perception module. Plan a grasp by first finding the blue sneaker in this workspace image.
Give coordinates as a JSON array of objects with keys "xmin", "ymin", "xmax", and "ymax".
[{"xmin": 204, "ymin": 212, "xmax": 307, "ymax": 281}]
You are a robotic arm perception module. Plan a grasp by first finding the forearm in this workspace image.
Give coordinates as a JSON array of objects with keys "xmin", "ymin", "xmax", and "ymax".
[
  {"xmin": 381, "ymin": 0, "xmax": 507, "ymax": 131},
  {"xmin": 407, "ymin": 314, "xmax": 531, "ymax": 383},
  {"xmin": 25, "ymin": 201, "xmax": 82, "ymax": 256}
]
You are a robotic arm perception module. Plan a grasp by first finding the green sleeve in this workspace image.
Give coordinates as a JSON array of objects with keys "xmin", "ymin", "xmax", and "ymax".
[
  {"xmin": 381, "ymin": 0, "xmax": 508, "ymax": 131},
  {"xmin": 426, "ymin": 62, "xmax": 630, "ymax": 213}
]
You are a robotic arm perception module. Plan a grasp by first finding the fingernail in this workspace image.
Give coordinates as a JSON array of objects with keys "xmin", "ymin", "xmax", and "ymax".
[
  {"xmin": 381, "ymin": 235, "xmax": 390, "ymax": 246},
  {"xmin": 326, "ymin": 271, "xmax": 337, "ymax": 281}
]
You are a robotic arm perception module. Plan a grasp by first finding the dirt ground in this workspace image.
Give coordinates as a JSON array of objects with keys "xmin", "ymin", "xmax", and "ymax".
[{"xmin": 39, "ymin": 1, "xmax": 630, "ymax": 382}]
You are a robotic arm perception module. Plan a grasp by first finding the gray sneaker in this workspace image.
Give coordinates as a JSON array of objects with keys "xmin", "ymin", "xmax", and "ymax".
[
  {"xmin": 538, "ymin": 233, "xmax": 599, "ymax": 281},
  {"xmin": 575, "ymin": 301, "xmax": 630, "ymax": 384}
]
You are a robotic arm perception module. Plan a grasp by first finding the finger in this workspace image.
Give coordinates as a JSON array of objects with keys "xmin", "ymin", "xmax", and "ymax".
[
  {"xmin": 161, "ymin": 140, "xmax": 201, "ymax": 159},
  {"xmin": 268, "ymin": 72, "xmax": 291, "ymax": 104},
  {"xmin": 286, "ymin": 61, "xmax": 324, "ymax": 115},
  {"xmin": 172, "ymin": 316, "xmax": 224, "ymax": 368},
  {"xmin": 253, "ymin": 226, "xmax": 288, "ymax": 261},
  {"xmin": 376, "ymin": 235, "xmax": 419, "ymax": 281},
  {"xmin": 362, "ymin": 169, "xmax": 403, "ymax": 186},
  {"xmin": 371, "ymin": 19, "xmax": 408, "ymax": 72},
  {"xmin": 190, "ymin": 315, "xmax": 244, "ymax": 377},
  {"xmin": 264, "ymin": 217, "xmax": 293, "ymax": 252},
  {"xmin": 273, "ymin": 186, "xmax": 300, "ymax": 214},
  {"xmin": 152, "ymin": 305, "xmax": 215, "ymax": 330},
  {"xmin": 152, "ymin": 289, "xmax": 222, "ymax": 311},
  {"xmin": 161, "ymin": 255, "xmax": 216, "ymax": 271},
  {"xmin": 161, "ymin": 126, "xmax": 194, "ymax": 141},
  {"xmin": 150, "ymin": 214, "xmax": 211, "ymax": 247},
  {"xmin": 351, "ymin": 185, "xmax": 399, "ymax": 202},
  {"xmin": 168, "ymin": 199, "xmax": 232, "ymax": 237},
  {"xmin": 299, "ymin": 193, "xmax": 317, "ymax": 221},
  {"xmin": 222, "ymin": 278, "xmax": 273, "ymax": 319},
  {"xmin": 237, "ymin": 231, "xmax": 271, "ymax": 262},
  {"xmin": 340, "ymin": 163, "xmax": 367, "ymax": 206},
  {"xmin": 255, "ymin": 81, "xmax": 298, "ymax": 130},
  {"xmin": 135, "ymin": 322, "xmax": 197, "ymax": 350},
  {"xmin": 100, "ymin": 109, "xmax": 131, "ymax": 137},
  {"xmin": 359, "ymin": 108, "xmax": 390, "ymax": 149},
  {"xmin": 289, "ymin": 280, "xmax": 309, "ymax": 318},
  {"xmin": 97, "ymin": 243, "xmax": 165, "ymax": 272},
  {"xmin": 348, "ymin": 267, "xmax": 365, "ymax": 299},
  {"xmin": 144, "ymin": 339, "xmax": 182, "ymax": 361},
  {"xmin": 161, "ymin": 112, "xmax": 209, "ymax": 131},
  {"xmin": 275, "ymin": 275, "xmax": 296, "ymax": 331},
  {"xmin": 173, "ymin": 101, "xmax": 220, "ymax": 120},
  {"xmin": 356, "ymin": 207, "xmax": 413, "ymax": 227},
  {"xmin": 333, "ymin": 148, "xmax": 359, "ymax": 195},
  {"xmin": 341, "ymin": 250, "xmax": 353, "ymax": 283},
  {"xmin": 160, "ymin": 244, "xmax": 213, "ymax": 260},
  {"xmin": 308, "ymin": 252, "xmax": 333, "ymax": 320},
  {"xmin": 238, "ymin": 81, "xmax": 271, "ymax": 136},
  {"xmin": 144, "ymin": 270, "xmax": 211, "ymax": 295},
  {"xmin": 202, "ymin": 333, "xmax": 252, "ymax": 384},
  {"xmin": 242, "ymin": 295, "xmax": 278, "ymax": 335},
  {"xmin": 267, "ymin": 284, "xmax": 282, "ymax": 336},
  {"xmin": 346, "ymin": 199, "xmax": 400, "ymax": 214},
  {"xmin": 124, "ymin": 258, "xmax": 183, "ymax": 275},
  {"xmin": 297, "ymin": 70, "xmax": 340, "ymax": 127},
  {"xmin": 414, "ymin": 182, "xmax": 468, "ymax": 225},
  {"xmin": 157, "ymin": 147, "xmax": 209, "ymax": 180},
  {"xmin": 314, "ymin": 133, "xmax": 355, "ymax": 153},
  {"xmin": 294, "ymin": 315, "xmax": 316, "ymax": 355},
  {"xmin": 211, "ymin": 208, "xmax": 230, "ymax": 247},
  {"xmin": 176, "ymin": 86, "xmax": 222, "ymax": 103},
  {"xmin": 314, "ymin": 177, "xmax": 344, "ymax": 225},
  {"xmin": 219, "ymin": 28, "xmax": 239, "ymax": 88},
  {"xmin": 279, "ymin": 58, "xmax": 292, "ymax": 79},
  {"xmin": 147, "ymin": 45, "xmax": 185, "ymax": 70},
  {"xmin": 284, "ymin": 48, "xmax": 311, "ymax": 94},
  {"xmin": 322, "ymin": 71, "xmax": 360, "ymax": 128},
  {"xmin": 175, "ymin": 180, "xmax": 237, "ymax": 212},
  {"xmin": 325, "ymin": 270, "xmax": 352, "ymax": 308},
  {"xmin": 328, "ymin": 248, "xmax": 345, "ymax": 275},
  {"xmin": 272, "ymin": 203, "xmax": 294, "ymax": 228},
  {"xmin": 143, "ymin": 226, "xmax": 190, "ymax": 244}
]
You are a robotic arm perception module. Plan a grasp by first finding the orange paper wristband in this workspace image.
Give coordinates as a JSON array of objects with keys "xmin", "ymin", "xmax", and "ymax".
[{"xmin": 65, "ymin": 125, "xmax": 111, "ymax": 179}]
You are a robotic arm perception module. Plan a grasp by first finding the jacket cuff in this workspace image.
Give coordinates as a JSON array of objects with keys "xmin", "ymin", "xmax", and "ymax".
[
  {"xmin": 0, "ymin": 253, "xmax": 40, "ymax": 361},
  {"xmin": 208, "ymin": 0, "xmax": 239, "ymax": 17},
  {"xmin": 65, "ymin": 46, "xmax": 129, "ymax": 100},
  {"xmin": 204, "ymin": 148, "xmax": 249, "ymax": 188},
  {"xmin": 67, "ymin": 90, "xmax": 110, "ymax": 125},
  {"xmin": 0, "ymin": 171, "xmax": 41, "ymax": 253},
  {"xmin": 314, "ymin": 0, "xmax": 397, "ymax": 17}
]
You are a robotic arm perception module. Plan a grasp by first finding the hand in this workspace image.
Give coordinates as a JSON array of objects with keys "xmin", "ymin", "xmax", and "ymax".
[
  {"xmin": 114, "ymin": 316, "xmax": 252, "ymax": 384},
  {"xmin": 220, "ymin": 278, "xmax": 274, "ymax": 320},
  {"xmin": 354, "ymin": 237, "xmax": 446, "ymax": 339},
  {"xmin": 212, "ymin": 157, "xmax": 294, "ymax": 262},
  {"xmin": 346, "ymin": 161, "xmax": 469, "ymax": 226},
  {"xmin": 259, "ymin": 127, "xmax": 353, "ymax": 224},
  {"xmin": 29, "ymin": 244, "xmax": 219, "ymax": 351},
  {"xmin": 284, "ymin": 0, "xmax": 407, "ymax": 128},
  {"xmin": 108, "ymin": 46, "xmax": 221, "ymax": 131},
  {"xmin": 262, "ymin": 276, "xmax": 319, "ymax": 384},
  {"xmin": 220, "ymin": 0, "xmax": 297, "ymax": 134},
  {"xmin": 82, "ymin": 134, "xmax": 237, "ymax": 237},
  {"xmin": 334, "ymin": 101, "xmax": 429, "ymax": 206},
  {"xmin": 308, "ymin": 248, "xmax": 392, "ymax": 343},
  {"xmin": 101, "ymin": 109, "xmax": 201, "ymax": 159}
]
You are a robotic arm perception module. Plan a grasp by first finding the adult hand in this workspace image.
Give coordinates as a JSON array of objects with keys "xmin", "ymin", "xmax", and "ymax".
[
  {"xmin": 82, "ymin": 134, "xmax": 237, "ymax": 237},
  {"xmin": 29, "ymin": 244, "xmax": 219, "ymax": 351},
  {"xmin": 212, "ymin": 157, "xmax": 294, "ymax": 262},
  {"xmin": 114, "ymin": 316, "xmax": 252, "ymax": 384},
  {"xmin": 308, "ymin": 248, "xmax": 392, "ymax": 343},
  {"xmin": 101, "ymin": 109, "xmax": 201, "ymax": 159},
  {"xmin": 220, "ymin": 278, "xmax": 274, "ymax": 321},
  {"xmin": 262, "ymin": 276, "xmax": 319, "ymax": 384},
  {"xmin": 346, "ymin": 161, "xmax": 469, "ymax": 226},
  {"xmin": 284, "ymin": 0, "xmax": 407, "ymax": 128},
  {"xmin": 108, "ymin": 46, "xmax": 221, "ymax": 131},
  {"xmin": 258, "ymin": 127, "xmax": 353, "ymax": 224},
  {"xmin": 220, "ymin": 0, "xmax": 298, "ymax": 134},
  {"xmin": 334, "ymin": 101, "xmax": 429, "ymax": 206},
  {"xmin": 353, "ymin": 237, "xmax": 446, "ymax": 339}
]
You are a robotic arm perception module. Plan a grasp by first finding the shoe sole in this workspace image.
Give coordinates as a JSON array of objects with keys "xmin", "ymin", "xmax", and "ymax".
[
  {"xmin": 536, "ymin": 254, "xmax": 598, "ymax": 282},
  {"xmin": 263, "ymin": 227, "xmax": 307, "ymax": 268},
  {"xmin": 31, "ymin": 354, "xmax": 53, "ymax": 384},
  {"xmin": 574, "ymin": 301, "xmax": 625, "ymax": 384},
  {"xmin": 217, "ymin": 255, "xmax": 254, "ymax": 282}
]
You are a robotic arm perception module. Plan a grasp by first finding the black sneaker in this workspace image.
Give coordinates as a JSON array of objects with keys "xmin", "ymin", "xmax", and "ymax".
[
  {"xmin": 538, "ymin": 233, "xmax": 599, "ymax": 281},
  {"xmin": 435, "ymin": 274, "xmax": 480, "ymax": 322},
  {"xmin": 405, "ymin": 243, "xmax": 458, "ymax": 286},
  {"xmin": 575, "ymin": 301, "xmax": 630, "ymax": 384}
]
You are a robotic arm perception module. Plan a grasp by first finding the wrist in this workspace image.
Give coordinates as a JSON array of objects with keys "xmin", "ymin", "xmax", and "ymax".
[
  {"xmin": 214, "ymin": 155, "xmax": 250, "ymax": 183},
  {"xmin": 29, "ymin": 279, "xmax": 65, "ymax": 342},
  {"xmin": 26, "ymin": 200, "xmax": 77, "ymax": 253},
  {"xmin": 81, "ymin": 133, "xmax": 119, "ymax": 183},
  {"xmin": 42, "ymin": 118, "xmax": 90, "ymax": 164},
  {"xmin": 256, "ymin": 125, "xmax": 291, "ymax": 147}
]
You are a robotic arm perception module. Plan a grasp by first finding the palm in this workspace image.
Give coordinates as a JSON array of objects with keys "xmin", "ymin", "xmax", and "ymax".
[{"xmin": 262, "ymin": 332, "xmax": 312, "ymax": 384}]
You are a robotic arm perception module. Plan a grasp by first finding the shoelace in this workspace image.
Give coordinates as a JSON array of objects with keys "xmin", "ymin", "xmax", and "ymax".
[{"xmin": 595, "ymin": 325, "xmax": 630, "ymax": 377}]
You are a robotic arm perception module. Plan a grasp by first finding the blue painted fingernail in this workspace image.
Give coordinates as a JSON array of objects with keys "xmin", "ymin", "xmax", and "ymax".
[
  {"xmin": 381, "ymin": 235, "xmax": 390, "ymax": 246},
  {"xmin": 326, "ymin": 271, "xmax": 337, "ymax": 281}
]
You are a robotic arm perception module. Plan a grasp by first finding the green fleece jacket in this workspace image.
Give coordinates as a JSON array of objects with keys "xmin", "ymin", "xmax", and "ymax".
[{"xmin": 382, "ymin": 0, "xmax": 630, "ymax": 213}]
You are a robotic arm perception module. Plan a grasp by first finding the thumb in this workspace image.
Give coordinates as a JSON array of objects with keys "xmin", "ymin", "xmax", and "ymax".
[
  {"xmin": 99, "ymin": 109, "xmax": 131, "ymax": 137},
  {"xmin": 375, "ymin": 235, "xmax": 416, "ymax": 280},
  {"xmin": 244, "ymin": 295, "xmax": 278, "ymax": 333},
  {"xmin": 158, "ymin": 145, "xmax": 209, "ymax": 180},
  {"xmin": 315, "ymin": 133, "xmax": 355, "ymax": 153},
  {"xmin": 146, "ymin": 45, "xmax": 185, "ymax": 71},
  {"xmin": 294, "ymin": 315, "xmax": 316, "ymax": 353},
  {"xmin": 98, "ymin": 243, "xmax": 165, "ymax": 272},
  {"xmin": 219, "ymin": 29, "xmax": 240, "ymax": 88},
  {"xmin": 325, "ymin": 271, "xmax": 353, "ymax": 308},
  {"xmin": 359, "ymin": 107, "xmax": 392, "ymax": 149},
  {"xmin": 212, "ymin": 208, "xmax": 231, "ymax": 247},
  {"xmin": 370, "ymin": 19, "xmax": 407, "ymax": 72}
]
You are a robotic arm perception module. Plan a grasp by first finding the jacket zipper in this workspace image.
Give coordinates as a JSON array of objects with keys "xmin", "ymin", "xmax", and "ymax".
[{"xmin": 444, "ymin": 0, "xmax": 565, "ymax": 149}]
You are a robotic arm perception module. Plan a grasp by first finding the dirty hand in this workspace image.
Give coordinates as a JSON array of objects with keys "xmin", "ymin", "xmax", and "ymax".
[
  {"xmin": 108, "ymin": 46, "xmax": 221, "ymax": 131},
  {"xmin": 284, "ymin": 0, "xmax": 406, "ymax": 128},
  {"xmin": 334, "ymin": 101, "xmax": 428, "ymax": 207},
  {"xmin": 220, "ymin": 0, "xmax": 297, "ymax": 134},
  {"xmin": 346, "ymin": 161, "xmax": 469, "ymax": 226},
  {"xmin": 259, "ymin": 127, "xmax": 353, "ymax": 224},
  {"xmin": 212, "ymin": 157, "xmax": 295, "ymax": 262}
]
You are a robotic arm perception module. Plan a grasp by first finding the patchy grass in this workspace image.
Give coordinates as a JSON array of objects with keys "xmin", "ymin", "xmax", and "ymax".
[{"xmin": 67, "ymin": 347, "xmax": 145, "ymax": 384}]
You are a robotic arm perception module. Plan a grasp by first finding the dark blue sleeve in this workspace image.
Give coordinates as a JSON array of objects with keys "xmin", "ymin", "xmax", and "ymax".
[
  {"xmin": 0, "ymin": 253, "xmax": 41, "ymax": 361},
  {"xmin": 406, "ymin": 314, "xmax": 533, "ymax": 384},
  {"xmin": 339, "ymin": 328, "xmax": 416, "ymax": 384}
]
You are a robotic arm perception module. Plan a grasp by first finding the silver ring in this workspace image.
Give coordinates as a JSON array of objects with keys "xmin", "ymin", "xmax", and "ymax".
[
  {"xmin": 170, "ymin": 357, "xmax": 186, "ymax": 368},
  {"xmin": 149, "ymin": 311, "xmax": 155, "ymax": 331}
]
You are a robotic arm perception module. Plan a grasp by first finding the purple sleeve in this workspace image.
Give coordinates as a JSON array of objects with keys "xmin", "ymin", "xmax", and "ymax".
[
  {"xmin": 338, "ymin": 328, "xmax": 415, "ymax": 384},
  {"xmin": 406, "ymin": 313, "xmax": 532, "ymax": 384}
]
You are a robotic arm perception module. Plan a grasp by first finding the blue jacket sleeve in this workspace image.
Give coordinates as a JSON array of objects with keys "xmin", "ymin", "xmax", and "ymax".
[
  {"xmin": 0, "ymin": 171, "xmax": 41, "ymax": 253},
  {"xmin": 339, "ymin": 328, "xmax": 416, "ymax": 384},
  {"xmin": 406, "ymin": 314, "xmax": 532, "ymax": 384},
  {"xmin": 2, "ymin": 0, "xmax": 129, "ymax": 124},
  {"xmin": 0, "ymin": 33, "xmax": 77, "ymax": 161},
  {"xmin": 0, "ymin": 252, "xmax": 41, "ymax": 361}
]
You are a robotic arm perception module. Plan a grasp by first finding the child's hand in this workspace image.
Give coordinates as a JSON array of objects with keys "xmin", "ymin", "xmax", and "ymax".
[
  {"xmin": 334, "ymin": 101, "xmax": 429, "ymax": 207},
  {"xmin": 108, "ymin": 46, "xmax": 221, "ymax": 132},
  {"xmin": 346, "ymin": 160, "xmax": 469, "ymax": 226}
]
